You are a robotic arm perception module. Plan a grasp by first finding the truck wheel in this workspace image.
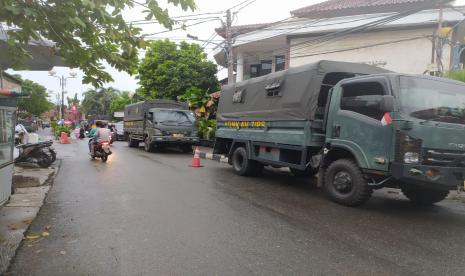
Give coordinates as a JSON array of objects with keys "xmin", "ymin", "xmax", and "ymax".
[
  {"xmin": 128, "ymin": 137, "xmax": 138, "ymax": 148},
  {"xmin": 232, "ymin": 147, "xmax": 262, "ymax": 176},
  {"xmin": 144, "ymin": 138, "xmax": 155, "ymax": 152},
  {"xmin": 324, "ymin": 159, "xmax": 372, "ymax": 206},
  {"xmin": 401, "ymin": 185, "xmax": 449, "ymax": 205},
  {"xmin": 290, "ymin": 167, "xmax": 318, "ymax": 177}
]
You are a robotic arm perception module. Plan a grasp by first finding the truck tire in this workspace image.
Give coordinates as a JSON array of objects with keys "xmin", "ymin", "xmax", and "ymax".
[
  {"xmin": 128, "ymin": 137, "xmax": 139, "ymax": 148},
  {"xmin": 401, "ymin": 185, "xmax": 449, "ymax": 205},
  {"xmin": 290, "ymin": 167, "xmax": 318, "ymax": 177},
  {"xmin": 144, "ymin": 138, "xmax": 155, "ymax": 152},
  {"xmin": 232, "ymin": 147, "xmax": 262, "ymax": 176},
  {"xmin": 324, "ymin": 159, "xmax": 373, "ymax": 206}
]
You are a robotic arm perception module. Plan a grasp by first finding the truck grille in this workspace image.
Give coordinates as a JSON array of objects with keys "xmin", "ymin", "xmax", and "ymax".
[{"xmin": 423, "ymin": 149, "xmax": 465, "ymax": 167}]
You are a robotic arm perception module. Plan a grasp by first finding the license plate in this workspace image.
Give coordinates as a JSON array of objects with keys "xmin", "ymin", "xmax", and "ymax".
[{"xmin": 173, "ymin": 134, "xmax": 184, "ymax": 138}]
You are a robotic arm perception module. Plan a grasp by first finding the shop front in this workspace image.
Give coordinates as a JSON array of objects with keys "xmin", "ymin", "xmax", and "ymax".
[{"xmin": 0, "ymin": 96, "xmax": 16, "ymax": 205}]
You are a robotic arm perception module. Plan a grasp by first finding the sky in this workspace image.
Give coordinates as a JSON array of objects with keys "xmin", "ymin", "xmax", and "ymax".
[{"xmin": 7, "ymin": 0, "xmax": 465, "ymax": 102}]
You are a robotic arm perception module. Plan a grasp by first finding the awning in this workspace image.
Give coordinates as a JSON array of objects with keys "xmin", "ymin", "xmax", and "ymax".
[{"xmin": 0, "ymin": 29, "xmax": 64, "ymax": 71}]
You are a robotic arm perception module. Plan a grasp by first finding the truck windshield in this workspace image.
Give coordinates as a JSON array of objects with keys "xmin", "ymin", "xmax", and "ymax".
[
  {"xmin": 154, "ymin": 110, "xmax": 195, "ymax": 125},
  {"xmin": 399, "ymin": 76, "xmax": 465, "ymax": 125}
]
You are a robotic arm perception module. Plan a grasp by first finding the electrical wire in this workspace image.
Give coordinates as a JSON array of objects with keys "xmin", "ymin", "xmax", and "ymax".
[
  {"xmin": 228, "ymin": 0, "xmax": 254, "ymax": 11},
  {"xmin": 233, "ymin": 0, "xmax": 257, "ymax": 13},
  {"xmin": 142, "ymin": 18, "xmax": 220, "ymax": 36}
]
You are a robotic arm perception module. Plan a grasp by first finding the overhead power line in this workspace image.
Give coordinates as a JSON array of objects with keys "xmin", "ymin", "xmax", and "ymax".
[{"xmin": 142, "ymin": 18, "xmax": 220, "ymax": 36}]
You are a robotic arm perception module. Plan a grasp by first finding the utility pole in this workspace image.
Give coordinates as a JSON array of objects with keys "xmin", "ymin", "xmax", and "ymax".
[
  {"xmin": 435, "ymin": 3, "xmax": 444, "ymax": 75},
  {"xmin": 49, "ymin": 71, "xmax": 76, "ymax": 121},
  {"xmin": 225, "ymin": 9, "xmax": 234, "ymax": 85}
]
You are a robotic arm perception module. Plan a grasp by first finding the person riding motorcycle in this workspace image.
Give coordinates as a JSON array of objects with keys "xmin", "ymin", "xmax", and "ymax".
[
  {"xmin": 88, "ymin": 122, "xmax": 99, "ymax": 155},
  {"xmin": 89, "ymin": 121, "xmax": 111, "ymax": 156}
]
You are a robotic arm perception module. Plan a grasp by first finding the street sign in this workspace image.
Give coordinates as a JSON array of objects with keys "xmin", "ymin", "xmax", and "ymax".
[{"xmin": 114, "ymin": 111, "xmax": 124, "ymax": 118}]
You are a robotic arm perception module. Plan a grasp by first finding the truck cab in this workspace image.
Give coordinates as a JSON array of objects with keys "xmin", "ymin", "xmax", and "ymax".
[{"xmin": 323, "ymin": 74, "xmax": 465, "ymax": 205}]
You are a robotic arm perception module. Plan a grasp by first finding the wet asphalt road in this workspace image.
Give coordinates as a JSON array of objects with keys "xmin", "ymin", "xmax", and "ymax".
[{"xmin": 6, "ymin": 138, "xmax": 465, "ymax": 276}]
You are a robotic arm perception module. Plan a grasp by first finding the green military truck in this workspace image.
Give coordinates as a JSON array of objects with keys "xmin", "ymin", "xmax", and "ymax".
[
  {"xmin": 214, "ymin": 60, "xmax": 465, "ymax": 206},
  {"xmin": 124, "ymin": 100, "xmax": 198, "ymax": 152}
]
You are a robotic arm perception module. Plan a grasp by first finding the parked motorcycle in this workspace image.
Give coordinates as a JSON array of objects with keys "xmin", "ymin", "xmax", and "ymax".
[
  {"xmin": 15, "ymin": 141, "xmax": 56, "ymax": 168},
  {"xmin": 91, "ymin": 141, "xmax": 112, "ymax": 162}
]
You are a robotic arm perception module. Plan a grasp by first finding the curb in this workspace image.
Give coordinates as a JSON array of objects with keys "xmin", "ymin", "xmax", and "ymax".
[
  {"xmin": 0, "ymin": 161, "xmax": 60, "ymax": 275},
  {"xmin": 199, "ymin": 152, "xmax": 229, "ymax": 164}
]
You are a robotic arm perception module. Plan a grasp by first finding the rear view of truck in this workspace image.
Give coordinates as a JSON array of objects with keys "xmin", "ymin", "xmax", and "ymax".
[{"xmin": 124, "ymin": 100, "xmax": 198, "ymax": 152}]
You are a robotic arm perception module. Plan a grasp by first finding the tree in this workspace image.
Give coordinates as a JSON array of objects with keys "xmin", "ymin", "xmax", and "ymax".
[
  {"xmin": 109, "ymin": 91, "xmax": 132, "ymax": 116},
  {"xmin": 0, "ymin": 0, "xmax": 196, "ymax": 87},
  {"xmin": 138, "ymin": 40, "xmax": 219, "ymax": 99},
  {"xmin": 67, "ymin": 93, "xmax": 80, "ymax": 107},
  {"xmin": 16, "ymin": 77, "xmax": 53, "ymax": 116},
  {"xmin": 80, "ymin": 87, "xmax": 119, "ymax": 116}
]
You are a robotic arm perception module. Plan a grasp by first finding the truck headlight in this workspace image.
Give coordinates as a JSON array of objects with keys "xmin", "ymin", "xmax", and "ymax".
[
  {"xmin": 404, "ymin": 152, "xmax": 420, "ymax": 164},
  {"xmin": 395, "ymin": 132, "xmax": 422, "ymax": 164}
]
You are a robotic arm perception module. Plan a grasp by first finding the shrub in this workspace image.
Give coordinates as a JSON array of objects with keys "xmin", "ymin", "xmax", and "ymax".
[
  {"xmin": 445, "ymin": 70, "xmax": 465, "ymax": 83},
  {"xmin": 197, "ymin": 118, "xmax": 216, "ymax": 140},
  {"xmin": 54, "ymin": 125, "xmax": 71, "ymax": 138}
]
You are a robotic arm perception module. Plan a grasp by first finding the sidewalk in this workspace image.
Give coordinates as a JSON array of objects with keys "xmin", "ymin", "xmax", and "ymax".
[{"xmin": 0, "ymin": 129, "xmax": 60, "ymax": 274}]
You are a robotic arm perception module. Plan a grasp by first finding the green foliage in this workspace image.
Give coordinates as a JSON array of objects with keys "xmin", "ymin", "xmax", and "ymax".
[
  {"xmin": 80, "ymin": 87, "xmax": 119, "ymax": 116},
  {"xmin": 0, "ymin": 0, "xmax": 196, "ymax": 87},
  {"xmin": 67, "ymin": 93, "xmax": 80, "ymax": 107},
  {"xmin": 16, "ymin": 77, "xmax": 53, "ymax": 116},
  {"xmin": 445, "ymin": 70, "xmax": 465, "ymax": 83},
  {"xmin": 196, "ymin": 118, "xmax": 216, "ymax": 140},
  {"xmin": 109, "ymin": 91, "xmax": 132, "ymax": 116},
  {"xmin": 50, "ymin": 120, "xmax": 58, "ymax": 131},
  {"xmin": 54, "ymin": 125, "xmax": 71, "ymax": 138},
  {"xmin": 178, "ymin": 87, "xmax": 217, "ymax": 119},
  {"xmin": 138, "ymin": 40, "xmax": 219, "ymax": 99}
]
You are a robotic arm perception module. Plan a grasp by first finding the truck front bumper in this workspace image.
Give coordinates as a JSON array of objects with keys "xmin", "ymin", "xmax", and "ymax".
[
  {"xmin": 391, "ymin": 162, "xmax": 465, "ymax": 191},
  {"xmin": 150, "ymin": 136, "xmax": 199, "ymax": 144}
]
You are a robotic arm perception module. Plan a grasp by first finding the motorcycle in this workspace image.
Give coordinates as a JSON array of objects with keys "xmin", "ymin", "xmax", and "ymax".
[
  {"xmin": 91, "ymin": 141, "xmax": 112, "ymax": 162},
  {"xmin": 15, "ymin": 141, "xmax": 56, "ymax": 168}
]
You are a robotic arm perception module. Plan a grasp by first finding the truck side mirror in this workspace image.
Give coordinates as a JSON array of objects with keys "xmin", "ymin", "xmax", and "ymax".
[{"xmin": 380, "ymin": 95, "xmax": 394, "ymax": 112}]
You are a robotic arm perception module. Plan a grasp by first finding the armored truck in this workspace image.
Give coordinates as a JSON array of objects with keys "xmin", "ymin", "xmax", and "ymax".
[
  {"xmin": 214, "ymin": 60, "xmax": 465, "ymax": 206},
  {"xmin": 124, "ymin": 100, "xmax": 198, "ymax": 152}
]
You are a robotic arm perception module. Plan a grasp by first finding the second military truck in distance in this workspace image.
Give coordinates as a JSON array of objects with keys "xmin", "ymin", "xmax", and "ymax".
[
  {"xmin": 124, "ymin": 100, "xmax": 198, "ymax": 152},
  {"xmin": 214, "ymin": 60, "xmax": 465, "ymax": 207}
]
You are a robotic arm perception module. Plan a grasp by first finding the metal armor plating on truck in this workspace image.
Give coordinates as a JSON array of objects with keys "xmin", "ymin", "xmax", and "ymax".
[
  {"xmin": 214, "ymin": 60, "xmax": 465, "ymax": 207},
  {"xmin": 124, "ymin": 100, "xmax": 198, "ymax": 152}
]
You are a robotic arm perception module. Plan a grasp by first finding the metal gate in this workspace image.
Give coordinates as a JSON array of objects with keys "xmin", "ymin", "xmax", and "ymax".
[{"xmin": 0, "ymin": 105, "xmax": 15, "ymax": 205}]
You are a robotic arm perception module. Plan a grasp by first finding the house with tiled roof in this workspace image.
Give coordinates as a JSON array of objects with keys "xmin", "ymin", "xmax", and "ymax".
[{"xmin": 213, "ymin": 0, "xmax": 465, "ymax": 82}]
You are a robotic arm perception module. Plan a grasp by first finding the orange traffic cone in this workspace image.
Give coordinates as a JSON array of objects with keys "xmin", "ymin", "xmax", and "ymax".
[
  {"xmin": 60, "ymin": 132, "xmax": 70, "ymax": 144},
  {"xmin": 190, "ymin": 146, "xmax": 203, "ymax": 168}
]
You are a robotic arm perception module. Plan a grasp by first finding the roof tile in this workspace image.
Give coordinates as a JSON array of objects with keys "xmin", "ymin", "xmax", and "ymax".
[{"xmin": 291, "ymin": 0, "xmax": 449, "ymax": 18}]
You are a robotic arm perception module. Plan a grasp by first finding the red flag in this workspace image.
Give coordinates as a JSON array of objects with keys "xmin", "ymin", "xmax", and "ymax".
[{"xmin": 381, "ymin": 112, "xmax": 392, "ymax": 126}]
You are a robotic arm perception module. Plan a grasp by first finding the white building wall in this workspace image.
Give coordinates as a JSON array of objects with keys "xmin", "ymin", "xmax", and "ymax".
[{"xmin": 290, "ymin": 28, "xmax": 451, "ymax": 74}]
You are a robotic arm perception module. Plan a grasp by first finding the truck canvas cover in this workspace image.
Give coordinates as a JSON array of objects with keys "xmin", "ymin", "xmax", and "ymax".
[
  {"xmin": 217, "ymin": 60, "xmax": 390, "ymax": 122},
  {"xmin": 124, "ymin": 100, "xmax": 189, "ymax": 121}
]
